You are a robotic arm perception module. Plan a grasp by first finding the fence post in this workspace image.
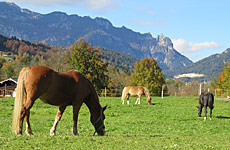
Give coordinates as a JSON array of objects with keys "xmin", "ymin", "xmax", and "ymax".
[
  {"xmin": 161, "ymin": 85, "xmax": 165, "ymax": 99},
  {"xmin": 4, "ymin": 84, "xmax": 6, "ymax": 97},
  {"xmin": 105, "ymin": 87, "xmax": 107, "ymax": 97},
  {"xmin": 199, "ymin": 84, "xmax": 202, "ymax": 95},
  {"xmin": 215, "ymin": 89, "xmax": 217, "ymax": 97},
  {"xmin": 227, "ymin": 89, "xmax": 229, "ymax": 99}
]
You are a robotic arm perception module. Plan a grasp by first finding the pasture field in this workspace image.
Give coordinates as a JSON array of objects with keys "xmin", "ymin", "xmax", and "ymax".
[{"xmin": 1, "ymin": 96, "xmax": 230, "ymax": 149}]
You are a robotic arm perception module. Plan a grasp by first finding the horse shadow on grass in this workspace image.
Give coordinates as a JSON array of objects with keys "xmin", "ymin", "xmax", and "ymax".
[
  {"xmin": 150, "ymin": 103, "xmax": 159, "ymax": 106},
  {"xmin": 216, "ymin": 116, "xmax": 230, "ymax": 119}
]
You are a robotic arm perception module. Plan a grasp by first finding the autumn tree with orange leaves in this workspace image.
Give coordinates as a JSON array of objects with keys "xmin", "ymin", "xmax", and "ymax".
[{"xmin": 218, "ymin": 63, "xmax": 230, "ymax": 90}]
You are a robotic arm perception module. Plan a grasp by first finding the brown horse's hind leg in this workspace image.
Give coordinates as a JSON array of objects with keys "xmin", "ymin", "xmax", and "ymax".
[
  {"xmin": 19, "ymin": 98, "xmax": 35, "ymax": 135},
  {"xmin": 50, "ymin": 106, "xmax": 66, "ymax": 136},
  {"xmin": 72, "ymin": 104, "xmax": 82, "ymax": 136},
  {"xmin": 25, "ymin": 108, "xmax": 33, "ymax": 135}
]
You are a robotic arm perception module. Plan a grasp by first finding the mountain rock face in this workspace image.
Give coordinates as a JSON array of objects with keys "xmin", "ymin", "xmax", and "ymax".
[{"xmin": 0, "ymin": 2, "xmax": 193, "ymax": 71}]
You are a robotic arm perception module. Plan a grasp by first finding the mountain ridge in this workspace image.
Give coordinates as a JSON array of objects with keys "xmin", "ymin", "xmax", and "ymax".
[
  {"xmin": 165, "ymin": 48, "xmax": 230, "ymax": 80},
  {"xmin": 0, "ymin": 2, "xmax": 193, "ymax": 71}
]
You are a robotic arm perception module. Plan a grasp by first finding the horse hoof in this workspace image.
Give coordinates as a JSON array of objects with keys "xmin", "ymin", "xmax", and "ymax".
[
  {"xmin": 210, "ymin": 118, "xmax": 212, "ymax": 120},
  {"xmin": 25, "ymin": 130, "xmax": 33, "ymax": 136},
  {"xmin": 14, "ymin": 130, "xmax": 22, "ymax": 136},
  {"xmin": 72, "ymin": 128, "xmax": 79, "ymax": 136},
  {"xmin": 50, "ymin": 133, "xmax": 55, "ymax": 136},
  {"xmin": 72, "ymin": 132, "xmax": 79, "ymax": 136},
  {"xmin": 50, "ymin": 131, "xmax": 56, "ymax": 136},
  {"xmin": 16, "ymin": 132, "xmax": 22, "ymax": 136},
  {"xmin": 204, "ymin": 117, "xmax": 207, "ymax": 120}
]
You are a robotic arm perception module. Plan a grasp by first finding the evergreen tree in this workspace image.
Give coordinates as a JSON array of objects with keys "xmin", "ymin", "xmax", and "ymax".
[
  {"xmin": 130, "ymin": 58, "xmax": 166, "ymax": 96},
  {"xmin": 68, "ymin": 39, "xmax": 109, "ymax": 94}
]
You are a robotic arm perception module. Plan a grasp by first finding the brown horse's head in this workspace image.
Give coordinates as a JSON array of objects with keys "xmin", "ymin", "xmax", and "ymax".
[
  {"xmin": 147, "ymin": 97, "xmax": 151, "ymax": 105},
  {"xmin": 93, "ymin": 106, "xmax": 107, "ymax": 136}
]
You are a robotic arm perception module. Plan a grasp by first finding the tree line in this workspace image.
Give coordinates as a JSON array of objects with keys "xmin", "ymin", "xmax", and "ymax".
[
  {"xmin": 0, "ymin": 35, "xmax": 229, "ymax": 97},
  {"xmin": 0, "ymin": 37, "xmax": 167, "ymax": 96}
]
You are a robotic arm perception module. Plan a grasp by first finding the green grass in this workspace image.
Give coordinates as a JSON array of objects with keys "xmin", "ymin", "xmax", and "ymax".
[{"xmin": 1, "ymin": 96, "xmax": 230, "ymax": 149}]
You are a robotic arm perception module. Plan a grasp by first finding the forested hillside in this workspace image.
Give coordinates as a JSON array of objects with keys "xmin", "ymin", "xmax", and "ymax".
[
  {"xmin": 0, "ymin": 35, "xmax": 136, "ymax": 72},
  {"xmin": 165, "ymin": 48, "xmax": 230, "ymax": 80},
  {"xmin": 99, "ymin": 47, "xmax": 137, "ymax": 71}
]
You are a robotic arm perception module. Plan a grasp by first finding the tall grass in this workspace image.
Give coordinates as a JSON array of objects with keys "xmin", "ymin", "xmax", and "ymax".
[{"xmin": 1, "ymin": 96, "xmax": 230, "ymax": 149}]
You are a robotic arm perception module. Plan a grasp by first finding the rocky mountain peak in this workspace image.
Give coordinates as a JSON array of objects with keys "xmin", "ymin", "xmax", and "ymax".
[{"xmin": 156, "ymin": 33, "xmax": 173, "ymax": 47}]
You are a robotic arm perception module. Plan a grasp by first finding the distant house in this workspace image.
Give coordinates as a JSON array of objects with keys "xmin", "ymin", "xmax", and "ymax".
[{"xmin": 0, "ymin": 78, "xmax": 17, "ymax": 97}]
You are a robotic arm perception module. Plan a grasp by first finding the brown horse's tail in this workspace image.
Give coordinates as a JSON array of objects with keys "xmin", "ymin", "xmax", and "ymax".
[{"xmin": 12, "ymin": 67, "xmax": 30, "ymax": 134}]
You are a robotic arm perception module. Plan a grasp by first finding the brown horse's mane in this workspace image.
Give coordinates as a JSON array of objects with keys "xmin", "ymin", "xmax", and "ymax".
[{"xmin": 79, "ymin": 72, "xmax": 101, "ymax": 111}]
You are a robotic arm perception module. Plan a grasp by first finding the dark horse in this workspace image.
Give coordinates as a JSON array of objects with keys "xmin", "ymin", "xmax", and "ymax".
[
  {"xmin": 198, "ymin": 92, "xmax": 214, "ymax": 120},
  {"xmin": 12, "ymin": 66, "xmax": 107, "ymax": 136}
]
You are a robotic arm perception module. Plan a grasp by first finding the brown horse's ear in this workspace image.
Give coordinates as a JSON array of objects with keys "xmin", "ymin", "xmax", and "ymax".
[{"xmin": 103, "ymin": 105, "xmax": 107, "ymax": 111}]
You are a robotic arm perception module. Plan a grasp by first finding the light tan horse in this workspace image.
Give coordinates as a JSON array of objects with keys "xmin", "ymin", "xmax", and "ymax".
[
  {"xmin": 121, "ymin": 86, "xmax": 151, "ymax": 105},
  {"xmin": 12, "ymin": 66, "xmax": 107, "ymax": 136}
]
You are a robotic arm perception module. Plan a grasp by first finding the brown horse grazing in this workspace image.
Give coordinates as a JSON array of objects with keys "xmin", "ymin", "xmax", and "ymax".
[
  {"xmin": 12, "ymin": 66, "xmax": 107, "ymax": 136},
  {"xmin": 121, "ymin": 86, "xmax": 151, "ymax": 105}
]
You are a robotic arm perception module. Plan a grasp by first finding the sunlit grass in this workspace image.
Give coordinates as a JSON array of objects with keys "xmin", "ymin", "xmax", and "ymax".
[{"xmin": 1, "ymin": 96, "xmax": 230, "ymax": 149}]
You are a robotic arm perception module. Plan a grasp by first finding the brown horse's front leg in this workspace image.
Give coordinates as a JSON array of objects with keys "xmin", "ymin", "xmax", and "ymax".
[
  {"xmin": 72, "ymin": 104, "xmax": 81, "ymax": 136},
  {"xmin": 50, "ymin": 106, "xmax": 66, "ymax": 136}
]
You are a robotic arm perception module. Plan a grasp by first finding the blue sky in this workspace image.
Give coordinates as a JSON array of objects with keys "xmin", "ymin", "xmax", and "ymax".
[{"xmin": 5, "ymin": 0, "xmax": 230, "ymax": 62}]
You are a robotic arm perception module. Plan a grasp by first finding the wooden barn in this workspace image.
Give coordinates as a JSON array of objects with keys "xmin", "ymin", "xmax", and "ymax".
[{"xmin": 0, "ymin": 78, "xmax": 17, "ymax": 97}]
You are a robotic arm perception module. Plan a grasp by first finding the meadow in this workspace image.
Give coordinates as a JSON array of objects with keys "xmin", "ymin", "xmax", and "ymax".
[{"xmin": 1, "ymin": 96, "xmax": 230, "ymax": 149}]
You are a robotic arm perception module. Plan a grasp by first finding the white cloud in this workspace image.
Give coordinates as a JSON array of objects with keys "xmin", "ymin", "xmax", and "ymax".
[
  {"xmin": 6, "ymin": 0, "xmax": 118, "ymax": 10},
  {"xmin": 172, "ymin": 38, "xmax": 221, "ymax": 53}
]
